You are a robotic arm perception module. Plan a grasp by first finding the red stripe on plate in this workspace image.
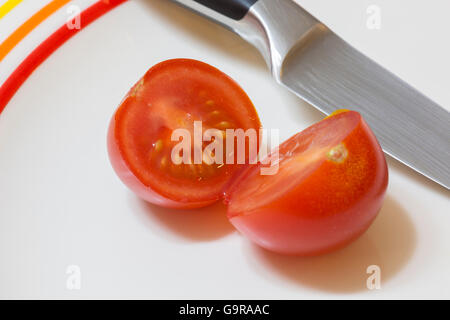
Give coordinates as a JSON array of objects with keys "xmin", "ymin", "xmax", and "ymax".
[{"xmin": 0, "ymin": 0, "xmax": 128, "ymax": 115}]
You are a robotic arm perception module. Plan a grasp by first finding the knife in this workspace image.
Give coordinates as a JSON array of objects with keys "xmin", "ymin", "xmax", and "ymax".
[{"xmin": 170, "ymin": 0, "xmax": 450, "ymax": 189}]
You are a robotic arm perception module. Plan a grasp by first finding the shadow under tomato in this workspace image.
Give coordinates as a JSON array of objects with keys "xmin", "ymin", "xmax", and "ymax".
[
  {"xmin": 130, "ymin": 194, "xmax": 235, "ymax": 242},
  {"xmin": 244, "ymin": 196, "xmax": 416, "ymax": 293}
]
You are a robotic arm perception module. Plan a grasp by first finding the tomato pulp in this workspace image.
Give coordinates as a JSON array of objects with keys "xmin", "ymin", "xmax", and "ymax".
[
  {"xmin": 108, "ymin": 59, "xmax": 261, "ymax": 209},
  {"xmin": 225, "ymin": 111, "xmax": 388, "ymax": 255}
]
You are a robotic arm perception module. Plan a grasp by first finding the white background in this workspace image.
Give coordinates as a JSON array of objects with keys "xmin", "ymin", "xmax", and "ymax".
[{"xmin": 0, "ymin": 0, "xmax": 449, "ymax": 299}]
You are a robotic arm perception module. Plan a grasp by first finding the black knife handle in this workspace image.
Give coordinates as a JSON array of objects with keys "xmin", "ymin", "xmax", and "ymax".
[{"xmin": 193, "ymin": 0, "xmax": 258, "ymax": 20}]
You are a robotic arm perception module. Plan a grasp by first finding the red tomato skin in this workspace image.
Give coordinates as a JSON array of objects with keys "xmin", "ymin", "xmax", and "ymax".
[
  {"xmin": 227, "ymin": 113, "xmax": 388, "ymax": 255},
  {"xmin": 107, "ymin": 116, "xmax": 218, "ymax": 209}
]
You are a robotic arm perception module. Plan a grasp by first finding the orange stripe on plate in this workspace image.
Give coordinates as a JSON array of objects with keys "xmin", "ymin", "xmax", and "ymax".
[{"xmin": 0, "ymin": 0, "xmax": 71, "ymax": 62}]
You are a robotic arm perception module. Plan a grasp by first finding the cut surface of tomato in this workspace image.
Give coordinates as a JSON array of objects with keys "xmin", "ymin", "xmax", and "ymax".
[
  {"xmin": 108, "ymin": 59, "xmax": 261, "ymax": 208},
  {"xmin": 226, "ymin": 111, "xmax": 388, "ymax": 255}
]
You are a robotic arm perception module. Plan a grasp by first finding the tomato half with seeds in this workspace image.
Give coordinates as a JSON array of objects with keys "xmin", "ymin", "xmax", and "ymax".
[
  {"xmin": 108, "ymin": 59, "xmax": 261, "ymax": 209},
  {"xmin": 225, "ymin": 110, "xmax": 388, "ymax": 255}
]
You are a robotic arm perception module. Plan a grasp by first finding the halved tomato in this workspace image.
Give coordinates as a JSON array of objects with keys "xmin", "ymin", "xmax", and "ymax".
[
  {"xmin": 107, "ymin": 59, "xmax": 261, "ymax": 209},
  {"xmin": 108, "ymin": 59, "xmax": 388, "ymax": 255},
  {"xmin": 225, "ymin": 110, "xmax": 388, "ymax": 255}
]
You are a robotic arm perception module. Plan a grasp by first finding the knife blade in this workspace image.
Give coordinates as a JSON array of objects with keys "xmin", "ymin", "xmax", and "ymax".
[{"xmin": 170, "ymin": 0, "xmax": 450, "ymax": 189}]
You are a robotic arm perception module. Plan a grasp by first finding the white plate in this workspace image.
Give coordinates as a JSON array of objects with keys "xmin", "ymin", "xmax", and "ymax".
[{"xmin": 0, "ymin": 0, "xmax": 449, "ymax": 299}]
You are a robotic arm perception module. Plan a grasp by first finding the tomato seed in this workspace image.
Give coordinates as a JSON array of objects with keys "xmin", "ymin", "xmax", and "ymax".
[
  {"xmin": 153, "ymin": 139, "xmax": 163, "ymax": 152},
  {"xmin": 327, "ymin": 144, "xmax": 348, "ymax": 163},
  {"xmin": 209, "ymin": 110, "xmax": 221, "ymax": 117},
  {"xmin": 216, "ymin": 121, "xmax": 232, "ymax": 129}
]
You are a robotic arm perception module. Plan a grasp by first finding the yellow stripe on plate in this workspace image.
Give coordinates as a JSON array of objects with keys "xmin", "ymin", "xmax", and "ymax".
[
  {"xmin": 0, "ymin": 0, "xmax": 23, "ymax": 20},
  {"xmin": 0, "ymin": 0, "xmax": 71, "ymax": 62}
]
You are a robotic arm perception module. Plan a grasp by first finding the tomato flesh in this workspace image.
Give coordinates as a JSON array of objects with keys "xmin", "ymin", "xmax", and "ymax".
[
  {"xmin": 225, "ymin": 111, "xmax": 388, "ymax": 255},
  {"xmin": 108, "ymin": 59, "xmax": 261, "ymax": 208}
]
